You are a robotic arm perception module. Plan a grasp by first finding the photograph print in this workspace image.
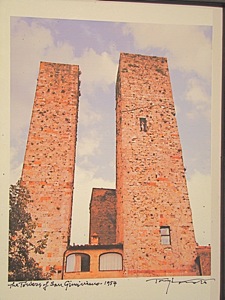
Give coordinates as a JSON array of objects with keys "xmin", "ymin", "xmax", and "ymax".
[{"xmin": 9, "ymin": 16, "xmax": 212, "ymax": 281}]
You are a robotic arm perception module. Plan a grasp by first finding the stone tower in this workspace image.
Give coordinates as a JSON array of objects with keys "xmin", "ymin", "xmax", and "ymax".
[
  {"xmin": 116, "ymin": 53, "xmax": 198, "ymax": 276},
  {"xmin": 21, "ymin": 62, "xmax": 80, "ymax": 277},
  {"xmin": 89, "ymin": 188, "xmax": 116, "ymax": 245}
]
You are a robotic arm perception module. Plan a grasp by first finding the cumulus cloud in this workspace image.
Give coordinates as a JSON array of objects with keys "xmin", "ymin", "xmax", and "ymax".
[
  {"xmin": 77, "ymin": 129, "xmax": 102, "ymax": 158},
  {"xmin": 187, "ymin": 170, "xmax": 211, "ymax": 245},
  {"xmin": 11, "ymin": 18, "xmax": 116, "ymax": 134},
  {"xmin": 10, "ymin": 17, "xmax": 117, "ymax": 180},
  {"xmin": 71, "ymin": 166, "xmax": 115, "ymax": 244},
  {"xmin": 78, "ymin": 48, "xmax": 118, "ymax": 94},
  {"xmin": 78, "ymin": 97, "xmax": 102, "ymax": 127},
  {"xmin": 122, "ymin": 23, "xmax": 212, "ymax": 81},
  {"xmin": 185, "ymin": 78, "xmax": 211, "ymax": 121},
  {"xmin": 11, "ymin": 19, "xmax": 53, "ymax": 138}
]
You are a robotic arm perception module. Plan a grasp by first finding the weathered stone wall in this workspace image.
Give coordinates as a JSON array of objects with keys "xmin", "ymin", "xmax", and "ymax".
[
  {"xmin": 89, "ymin": 188, "xmax": 116, "ymax": 245},
  {"xmin": 196, "ymin": 245, "xmax": 211, "ymax": 276},
  {"xmin": 116, "ymin": 53, "xmax": 198, "ymax": 276},
  {"xmin": 21, "ymin": 62, "xmax": 80, "ymax": 276}
]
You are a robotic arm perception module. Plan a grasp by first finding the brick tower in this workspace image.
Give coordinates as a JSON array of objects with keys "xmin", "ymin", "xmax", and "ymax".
[
  {"xmin": 21, "ymin": 62, "xmax": 80, "ymax": 277},
  {"xmin": 89, "ymin": 188, "xmax": 117, "ymax": 245},
  {"xmin": 116, "ymin": 53, "xmax": 198, "ymax": 276}
]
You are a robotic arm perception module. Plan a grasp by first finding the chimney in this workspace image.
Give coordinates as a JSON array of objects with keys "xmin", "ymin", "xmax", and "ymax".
[{"xmin": 91, "ymin": 233, "xmax": 99, "ymax": 245}]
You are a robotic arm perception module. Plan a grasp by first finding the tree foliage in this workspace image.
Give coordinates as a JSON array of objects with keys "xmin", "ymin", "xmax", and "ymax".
[{"xmin": 8, "ymin": 180, "xmax": 51, "ymax": 281}]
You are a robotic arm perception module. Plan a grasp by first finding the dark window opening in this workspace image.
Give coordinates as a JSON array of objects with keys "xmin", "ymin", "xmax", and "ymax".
[
  {"xmin": 160, "ymin": 226, "xmax": 171, "ymax": 245},
  {"xmin": 66, "ymin": 253, "xmax": 90, "ymax": 272},
  {"xmin": 140, "ymin": 118, "xmax": 147, "ymax": 132}
]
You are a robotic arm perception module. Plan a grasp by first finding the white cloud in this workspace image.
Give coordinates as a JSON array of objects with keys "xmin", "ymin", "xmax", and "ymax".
[
  {"xmin": 78, "ymin": 48, "xmax": 118, "ymax": 94},
  {"xmin": 10, "ymin": 163, "xmax": 23, "ymax": 185},
  {"xmin": 187, "ymin": 170, "xmax": 211, "ymax": 245},
  {"xmin": 11, "ymin": 18, "xmax": 116, "ymax": 137},
  {"xmin": 11, "ymin": 19, "xmax": 53, "ymax": 138},
  {"xmin": 77, "ymin": 129, "xmax": 102, "ymax": 158},
  {"xmin": 123, "ymin": 23, "xmax": 212, "ymax": 81},
  {"xmin": 71, "ymin": 166, "xmax": 115, "ymax": 244},
  {"xmin": 11, "ymin": 18, "xmax": 117, "ymax": 180},
  {"xmin": 11, "ymin": 18, "xmax": 76, "ymax": 71},
  {"xmin": 78, "ymin": 97, "xmax": 102, "ymax": 127},
  {"xmin": 44, "ymin": 41, "xmax": 76, "ymax": 64},
  {"xmin": 185, "ymin": 78, "xmax": 211, "ymax": 121},
  {"xmin": 11, "ymin": 18, "xmax": 55, "ymax": 90},
  {"xmin": 11, "ymin": 18, "xmax": 54, "ymax": 69}
]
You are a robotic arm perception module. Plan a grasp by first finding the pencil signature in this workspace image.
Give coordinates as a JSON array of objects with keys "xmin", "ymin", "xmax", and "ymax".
[{"xmin": 146, "ymin": 277, "xmax": 215, "ymax": 294}]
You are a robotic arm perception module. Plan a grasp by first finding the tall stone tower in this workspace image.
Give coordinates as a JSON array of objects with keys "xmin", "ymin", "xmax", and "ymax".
[
  {"xmin": 21, "ymin": 62, "xmax": 80, "ymax": 277},
  {"xmin": 116, "ymin": 53, "xmax": 198, "ymax": 276}
]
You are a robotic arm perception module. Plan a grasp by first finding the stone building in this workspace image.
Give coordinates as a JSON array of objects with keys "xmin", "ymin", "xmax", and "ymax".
[
  {"xmin": 18, "ymin": 53, "xmax": 211, "ymax": 280},
  {"xmin": 116, "ymin": 53, "xmax": 198, "ymax": 276},
  {"xmin": 20, "ymin": 62, "xmax": 80, "ymax": 278},
  {"xmin": 89, "ymin": 188, "xmax": 117, "ymax": 245}
]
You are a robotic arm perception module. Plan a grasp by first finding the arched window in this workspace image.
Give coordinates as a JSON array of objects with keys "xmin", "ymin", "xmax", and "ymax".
[
  {"xmin": 66, "ymin": 253, "xmax": 90, "ymax": 272},
  {"xmin": 99, "ymin": 253, "xmax": 123, "ymax": 271}
]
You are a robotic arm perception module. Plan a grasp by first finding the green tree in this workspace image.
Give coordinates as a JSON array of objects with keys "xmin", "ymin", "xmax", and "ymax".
[{"xmin": 8, "ymin": 180, "xmax": 51, "ymax": 281}]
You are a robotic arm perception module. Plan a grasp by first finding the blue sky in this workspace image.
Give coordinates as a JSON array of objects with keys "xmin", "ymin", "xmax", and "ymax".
[{"xmin": 10, "ymin": 16, "xmax": 212, "ymax": 246}]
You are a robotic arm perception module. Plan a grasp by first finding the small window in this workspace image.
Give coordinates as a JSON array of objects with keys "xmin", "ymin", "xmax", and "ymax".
[
  {"xmin": 160, "ymin": 226, "xmax": 171, "ymax": 245},
  {"xmin": 140, "ymin": 118, "xmax": 147, "ymax": 132},
  {"xmin": 99, "ymin": 253, "xmax": 123, "ymax": 271},
  {"xmin": 66, "ymin": 253, "xmax": 90, "ymax": 272}
]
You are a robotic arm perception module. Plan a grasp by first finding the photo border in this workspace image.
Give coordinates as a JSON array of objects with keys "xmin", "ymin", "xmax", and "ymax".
[{"xmin": 0, "ymin": 0, "xmax": 224, "ymax": 299}]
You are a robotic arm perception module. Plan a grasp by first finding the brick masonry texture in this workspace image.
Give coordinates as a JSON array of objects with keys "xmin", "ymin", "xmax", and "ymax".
[
  {"xmin": 196, "ymin": 246, "xmax": 211, "ymax": 276},
  {"xmin": 89, "ymin": 188, "xmax": 116, "ymax": 245},
  {"xmin": 116, "ymin": 53, "xmax": 199, "ymax": 276},
  {"xmin": 21, "ymin": 62, "xmax": 80, "ymax": 275}
]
